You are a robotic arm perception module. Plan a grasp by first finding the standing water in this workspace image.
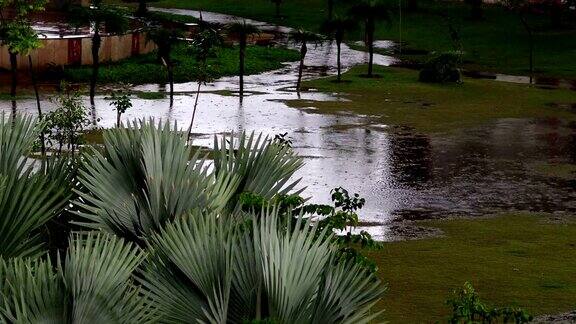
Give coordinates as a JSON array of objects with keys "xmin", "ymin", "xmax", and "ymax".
[{"xmin": 2, "ymin": 9, "xmax": 575, "ymax": 240}]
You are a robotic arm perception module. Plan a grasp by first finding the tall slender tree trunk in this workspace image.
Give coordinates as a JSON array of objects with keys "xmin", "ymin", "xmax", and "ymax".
[
  {"xmin": 327, "ymin": 0, "xmax": 334, "ymax": 19},
  {"xmin": 336, "ymin": 39, "xmax": 342, "ymax": 82},
  {"xmin": 469, "ymin": 0, "xmax": 483, "ymax": 20},
  {"xmin": 168, "ymin": 61, "xmax": 174, "ymax": 107},
  {"xmin": 137, "ymin": 0, "xmax": 147, "ymax": 16},
  {"xmin": 9, "ymin": 52, "xmax": 17, "ymax": 99},
  {"xmin": 187, "ymin": 81, "xmax": 202, "ymax": 143},
  {"xmin": 367, "ymin": 20, "xmax": 375, "ymax": 77},
  {"xmin": 520, "ymin": 15, "xmax": 534, "ymax": 83},
  {"xmin": 297, "ymin": 42, "xmax": 307, "ymax": 92},
  {"xmin": 239, "ymin": 37, "xmax": 246, "ymax": 101},
  {"xmin": 275, "ymin": 1, "xmax": 281, "ymax": 18},
  {"xmin": 90, "ymin": 30, "xmax": 101, "ymax": 106},
  {"xmin": 407, "ymin": 0, "xmax": 418, "ymax": 12},
  {"xmin": 29, "ymin": 55, "xmax": 46, "ymax": 158}
]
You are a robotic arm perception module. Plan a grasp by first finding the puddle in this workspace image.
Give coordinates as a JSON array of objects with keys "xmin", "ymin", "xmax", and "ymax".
[{"xmin": 2, "ymin": 9, "xmax": 575, "ymax": 241}]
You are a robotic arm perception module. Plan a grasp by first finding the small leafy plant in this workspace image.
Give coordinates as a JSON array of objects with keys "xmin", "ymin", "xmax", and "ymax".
[
  {"xmin": 108, "ymin": 89, "xmax": 132, "ymax": 127},
  {"xmin": 46, "ymin": 83, "xmax": 91, "ymax": 157},
  {"xmin": 447, "ymin": 282, "xmax": 533, "ymax": 323}
]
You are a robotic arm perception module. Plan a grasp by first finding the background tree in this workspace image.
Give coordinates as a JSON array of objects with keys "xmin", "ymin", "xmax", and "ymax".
[
  {"xmin": 321, "ymin": 16, "xmax": 357, "ymax": 82},
  {"xmin": 121, "ymin": 0, "xmax": 160, "ymax": 16},
  {"xmin": 505, "ymin": 0, "xmax": 535, "ymax": 82},
  {"xmin": 69, "ymin": 1, "xmax": 129, "ymax": 106},
  {"xmin": 109, "ymin": 88, "xmax": 132, "ymax": 127},
  {"xmin": 145, "ymin": 26, "xmax": 182, "ymax": 107},
  {"xmin": 348, "ymin": 0, "xmax": 391, "ymax": 77},
  {"xmin": 186, "ymin": 27, "xmax": 222, "ymax": 142},
  {"xmin": 289, "ymin": 29, "xmax": 324, "ymax": 93},
  {"xmin": 227, "ymin": 21, "xmax": 260, "ymax": 102},
  {"xmin": 0, "ymin": 0, "xmax": 46, "ymax": 115},
  {"xmin": 465, "ymin": 0, "xmax": 483, "ymax": 20},
  {"xmin": 271, "ymin": 0, "xmax": 283, "ymax": 18}
]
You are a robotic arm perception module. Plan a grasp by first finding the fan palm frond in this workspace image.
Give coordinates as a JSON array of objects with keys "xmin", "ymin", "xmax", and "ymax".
[
  {"xmin": 213, "ymin": 132, "xmax": 304, "ymax": 212},
  {"xmin": 0, "ymin": 233, "xmax": 155, "ymax": 323},
  {"xmin": 141, "ymin": 207, "xmax": 385, "ymax": 323},
  {"xmin": 0, "ymin": 114, "xmax": 70, "ymax": 258},
  {"xmin": 74, "ymin": 119, "xmax": 228, "ymax": 242}
]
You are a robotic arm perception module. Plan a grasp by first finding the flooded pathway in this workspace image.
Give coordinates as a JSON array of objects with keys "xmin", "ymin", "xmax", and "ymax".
[{"xmin": 2, "ymin": 9, "xmax": 575, "ymax": 240}]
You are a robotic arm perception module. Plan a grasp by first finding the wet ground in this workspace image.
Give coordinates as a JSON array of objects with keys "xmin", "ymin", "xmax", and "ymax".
[{"xmin": 2, "ymin": 9, "xmax": 575, "ymax": 241}]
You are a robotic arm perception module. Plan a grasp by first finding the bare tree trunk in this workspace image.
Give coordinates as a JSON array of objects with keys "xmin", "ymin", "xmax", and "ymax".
[
  {"xmin": 136, "ymin": 0, "xmax": 147, "ymax": 16},
  {"xmin": 168, "ymin": 63, "xmax": 174, "ymax": 107},
  {"xmin": 9, "ymin": 52, "xmax": 17, "ymax": 99},
  {"xmin": 90, "ymin": 30, "xmax": 101, "ymax": 106},
  {"xmin": 336, "ymin": 39, "xmax": 342, "ymax": 82},
  {"xmin": 520, "ymin": 15, "xmax": 534, "ymax": 83},
  {"xmin": 275, "ymin": 1, "xmax": 281, "ymax": 18},
  {"xmin": 367, "ymin": 20, "xmax": 375, "ymax": 77},
  {"xmin": 468, "ymin": 0, "xmax": 483, "ymax": 20},
  {"xmin": 187, "ymin": 81, "xmax": 202, "ymax": 144},
  {"xmin": 407, "ymin": 0, "xmax": 418, "ymax": 12},
  {"xmin": 117, "ymin": 111, "xmax": 121, "ymax": 127},
  {"xmin": 29, "ymin": 55, "xmax": 46, "ymax": 158},
  {"xmin": 239, "ymin": 37, "xmax": 246, "ymax": 101},
  {"xmin": 297, "ymin": 42, "xmax": 307, "ymax": 92},
  {"xmin": 328, "ymin": 0, "xmax": 334, "ymax": 19}
]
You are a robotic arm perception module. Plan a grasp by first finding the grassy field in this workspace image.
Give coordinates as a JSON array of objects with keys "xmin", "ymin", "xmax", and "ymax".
[
  {"xmin": 368, "ymin": 213, "xmax": 576, "ymax": 323},
  {"xmin": 148, "ymin": 0, "xmax": 576, "ymax": 78},
  {"xmin": 287, "ymin": 65, "xmax": 576, "ymax": 133},
  {"xmin": 62, "ymin": 44, "xmax": 300, "ymax": 85}
]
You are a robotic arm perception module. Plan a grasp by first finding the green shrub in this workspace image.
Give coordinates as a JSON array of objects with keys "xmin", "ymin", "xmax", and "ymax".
[{"xmin": 419, "ymin": 52, "xmax": 462, "ymax": 83}]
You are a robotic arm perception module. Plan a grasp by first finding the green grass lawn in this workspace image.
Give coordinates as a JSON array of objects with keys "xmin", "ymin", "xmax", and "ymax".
[
  {"xmin": 62, "ymin": 44, "xmax": 300, "ymax": 85},
  {"xmin": 367, "ymin": 213, "xmax": 576, "ymax": 323},
  {"xmin": 287, "ymin": 65, "xmax": 576, "ymax": 133},
  {"xmin": 149, "ymin": 0, "xmax": 576, "ymax": 78}
]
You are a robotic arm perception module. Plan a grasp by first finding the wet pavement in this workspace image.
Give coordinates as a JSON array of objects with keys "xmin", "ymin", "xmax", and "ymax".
[{"xmin": 2, "ymin": 9, "xmax": 575, "ymax": 241}]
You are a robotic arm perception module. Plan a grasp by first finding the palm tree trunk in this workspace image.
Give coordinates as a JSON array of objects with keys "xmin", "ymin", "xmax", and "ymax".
[
  {"xmin": 297, "ymin": 42, "xmax": 307, "ymax": 92},
  {"xmin": 520, "ymin": 15, "xmax": 534, "ymax": 83},
  {"xmin": 90, "ymin": 30, "xmax": 101, "ymax": 106},
  {"xmin": 336, "ymin": 40, "xmax": 342, "ymax": 82},
  {"xmin": 28, "ymin": 55, "xmax": 46, "ymax": 158},
  {"xmin": 239, "ymin": 37, "xmax": 246, "ymax": 101},
  {"xmin": 9, "ymin": 52, "xmax": 17, "ymax": 99},
  {"xmin": 137, "ymin": 0, "xmax": 147, "ymax": 16},
  {"xmin": 117, "ymin": 111, "xmax": 122, "ymax": 127},
  {"xmin": 186, "ymin": 81, "xmax": 202, "ymax": 144},
  {"xmin": 275, "ymin": 1, "xmax": 281, "ymax": 18},
  {"xmin": 367, "ymin": 22, "xmax": 375, "ymax": 77},
  {"xmin": 168, "ymin": 62, "xmax": 174, "ymax": 107}
]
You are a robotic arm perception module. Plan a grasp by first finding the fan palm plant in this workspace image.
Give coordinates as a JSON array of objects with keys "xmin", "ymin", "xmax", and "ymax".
[
  {"xmin": 321, "ymin": 17, "xmax": 357, "ymax": 82},
  {"xmin": 0, "ymin": 114, "xmax": 70, "ymax": 259},
  {"xmin": 348, "ymin": 1, "xmax": 391, "ymax": 77},
  {"xmin": 74, "ymin": 119, "xmax": 237, "ymax": 244},
  {"xmin": 0, "ymin": 233, "xmax": 155, "ymax": 323},
  {"xmin": 139, "ymin": 208, "xmax": 385, "ymax": 322},
  {"xmin": 226, "ymin": 21, "xmax": 260, "ymax": 102},
  {"xmin": 213, "ymin": 132, "xmax": 304, "ymax": 212},
  {"xmin": 289, "ymin": 29, "xmax": 324, "ymax": 93},
  {"xmin": 75, "ymin": 120, "xmax": 303, "ymax": 242}
]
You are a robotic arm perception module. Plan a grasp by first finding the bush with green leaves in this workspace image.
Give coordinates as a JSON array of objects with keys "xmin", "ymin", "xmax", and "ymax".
[
  {"xmin": 419, "ymin": 52, "xmax": 462, "ymax": 84},
  {"xmin": 46, "ymin": 85, "xmax": 91, "ymax": 155},
  {"xmin": 447, "ymin": 282, "xmax": 533, "ymax": 323}
]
